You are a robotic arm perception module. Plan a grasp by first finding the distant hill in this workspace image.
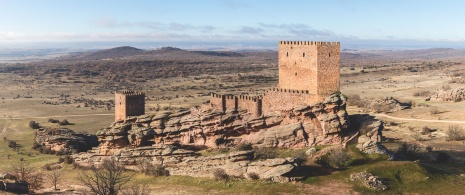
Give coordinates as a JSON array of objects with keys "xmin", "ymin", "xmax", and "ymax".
[
  {"xmin": 64, "ymin": 46, "xmax": 144, "ymax": 61},
  {"xmin": 56, "ymin": 46, "xmax": 245, "ymax": 62}
]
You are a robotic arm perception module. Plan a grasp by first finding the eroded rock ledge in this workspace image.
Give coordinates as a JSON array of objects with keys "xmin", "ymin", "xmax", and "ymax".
[
  {"xmin": 73, "ymin": 145, "xmax": 300, "ymax": 182},
  {"xmin": 94, "ymin": 93, "xmax": 350, "ymax": 155}
]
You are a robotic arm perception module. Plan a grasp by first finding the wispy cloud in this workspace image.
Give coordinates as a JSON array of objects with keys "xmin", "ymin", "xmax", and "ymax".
[
  {"xmin": 236, "ymin": 26, "xmax": 263, "ymax": 34},
  {"xmin": 91, "ymin": 18, "xmax": 216, "ymax": 33}
]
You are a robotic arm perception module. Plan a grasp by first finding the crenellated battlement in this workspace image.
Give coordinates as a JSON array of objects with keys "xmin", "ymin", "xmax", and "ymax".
[
  {"xmin": 279, "ymin": 41, "xmax": 340, "ymax": 46},
  {"xmin": 266, "ymin": 88, "xmax": 310, "ymax": 94},
  {"xmin": 117, "ymin": 90, "xmax": 145, "ymax": 96},
  {"xmin": 115, "ymin": 91, "xmax": 145, "ymax": 121}
]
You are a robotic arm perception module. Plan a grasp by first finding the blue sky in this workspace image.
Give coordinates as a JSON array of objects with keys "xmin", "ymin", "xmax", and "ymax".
[{"xmin": 1, "ymin": 0, "xmax": 465, "ymax": 48}]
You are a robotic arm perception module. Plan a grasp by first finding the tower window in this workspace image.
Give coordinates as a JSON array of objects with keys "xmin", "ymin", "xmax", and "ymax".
[
  {"xmin": 286, "ymin": 52, "xmax": 288, "ymax": 57},
  {"xmin": 295, "ymin": 73, "xmax": 297, "ymax": 76},
  {"xmin": 303, "ymin": 53, "xmax": 305, "ymax": 57},
  {"xmin": 329, "ymin": 53, "xmax": 331, "ymax": 57}
]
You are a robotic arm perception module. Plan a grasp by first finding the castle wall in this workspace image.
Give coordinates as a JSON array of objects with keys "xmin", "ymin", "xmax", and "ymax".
[
  {"xmin": 115, "ymin": 91, "xmax": 145, "ymax": 121},
  {"xmin": 210, "ymin": 93, "xmax": 225, "ymax": 112},
  {"xmin": 115, "ymin": 93, "xmax": 126, "ymax": 121},
  {"xmin": 262, "ymin": 88, "xmax": 319, "ymax": 113},
  {"xmin": 237, "ymin": 95, "xmax": 262, "ymax": 117},
  {"xmin": 278, "ymin": 41, "xmax": 318, "ymax": 94},
  {"xmin": 278, "ymin": 41, "xmax": 340, "ymax": 96},
  {"xmin": 225, "ymin": 95, "xmax": 238, "ymax": 111},
  {"xmin": 317, "ymin": 42, "xmax": 340, "ymax": 96}
]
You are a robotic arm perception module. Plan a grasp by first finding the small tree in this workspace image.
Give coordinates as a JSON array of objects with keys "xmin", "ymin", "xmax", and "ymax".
[
  {"xmin": 46, "ymin": 170, "xmax": 62, "ymax": 190},
  {"xmin": 78, "ymin": 158, "xmax": 132, "ymax": 195},
  {"xmin": 9, "ymin": 161, "xmax": 44, "ymax": 191},
  {"xmin": 446, "ymin": 125, "xmax": 464, "ymax": 141}
]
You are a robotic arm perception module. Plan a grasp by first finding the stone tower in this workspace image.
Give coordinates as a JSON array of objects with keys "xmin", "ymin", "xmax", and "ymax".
[
  {"xmin": 115, "ymin": 91, "xmax": 145, "ymax": 121},
  {"xmin": 278, "ymin": 41, "xmax": 340, "ymax": 96}
]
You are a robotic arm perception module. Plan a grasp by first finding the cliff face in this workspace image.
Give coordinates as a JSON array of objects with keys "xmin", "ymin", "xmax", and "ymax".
[
  {"xmin": 35, "ymin": 128, "xmax": 98, "ymax": 153},
  {"xmin": 94, "ymin": 93, "xmax": 349, "ymax": 155}
]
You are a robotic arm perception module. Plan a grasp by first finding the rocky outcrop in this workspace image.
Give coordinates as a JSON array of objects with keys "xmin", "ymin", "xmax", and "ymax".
[
  {"xmin": 350, "ymin": 114, "xmax": 393, "ymax": 159},
  {"xmin": 35, "ymin": 128, "xmax": 99, "ymax": 153},
  {"xmin": 73, "ymin": 93, "xmax": 353, "ymax": 181},
  {"xmin": 350, "ymin": 172, "xmax": 387, "ymax": 191},
  {"xmin": 72, "ymin": 145, "xmax": 299, "ymax": 182},
  {"xmin": 429, "ymin": 87, "xmax": 465, "ymax": 102},
  {"xmin": 94, "ymin": 93, "xmax": 349, "ymax": 155},
  {"xmin": 0, "ymin": 174, "xmax": 29, "ymax": 194}
]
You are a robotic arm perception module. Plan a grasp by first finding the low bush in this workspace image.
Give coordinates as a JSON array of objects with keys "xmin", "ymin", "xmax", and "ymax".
[
  {"xmin": 235, "ymin": 142, "xmax": 253, "ymax": 151},
  {"xmin": 420, "ymin": 126, "xmax": 431, "ymax": 135},
  {"xmin": 446, "ymin": 125, "xmax": 464, "ymax": 141},
  {"xmin": 212, "ymin": 168, "xmax": 230, "ymax": 181},
  {"xmin": 395, "ymin": 142, "xmax": 420, "ymax": 160},
  {"xmin": 253, "ymin": 147, "xmax": 278, "ymax": 160},
  {"xmin": 327, "ymin": 147, "xmax": 351, "ymax": 169},
  {"xmin": 140, "ymin": 161, "xmax": 169, "ymax": 176},
  {"xmin": 247, "ymin": 172, "xmax": 260, "ymax": 180}
]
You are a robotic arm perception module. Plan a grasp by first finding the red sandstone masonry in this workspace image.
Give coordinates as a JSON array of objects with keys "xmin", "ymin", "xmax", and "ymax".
[{"xmin": 115, "ymin": 91, "xmax": 145, "ymax": 121}]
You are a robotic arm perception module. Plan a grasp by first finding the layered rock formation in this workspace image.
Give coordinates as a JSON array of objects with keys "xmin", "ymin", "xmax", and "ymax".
[
  {"xmin": 73, "ymin": 145, "xmax": 300, "ymax": 182},
  {"xmin": 35, "ymin": 128, "xmax": 99, "ymax": 153},
  {"xmin": 93, "ymin": 93, "xmax": 349, "ymax": 155},
  {"xmin": 350, "ymin": 114, "xmax": 393, "ymax": 159},
  {"xmin": 429, "ymin": 87, "xmax": 465, "ymax": 102}
]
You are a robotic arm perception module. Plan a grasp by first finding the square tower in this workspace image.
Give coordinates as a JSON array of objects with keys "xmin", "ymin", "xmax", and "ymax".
[
  {"xmin": 115, "ymin": 91, "xmax": 145, "ymax": 121},
  {"xmin": 278, "ymin": 41, "xmax": 340, "ymax": 96}
]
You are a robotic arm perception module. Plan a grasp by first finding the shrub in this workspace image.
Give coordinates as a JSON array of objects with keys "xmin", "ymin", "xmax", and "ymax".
[
  {"xmin": 64, "ymin": 155, "xmax": 74, "ymax": 164},
  {"xmin": 29, "ymin": 121, "xmax": 40, "ymax": 129},
  {"xmin": 48, "ymin": 118, "xmax": 59, "ymax": 123},
  {"xmin": 247, "ymin": 172, "xmax": 260, "ymax": 180},
  {"xmin": 327, "ymin": 147, "xmax": 350, "ymax": 169},
  {"xmin": 235, "ymin": 142, "xmax": 253, "ymax": 151},
  {"xmin": 253, "ymin": 147, "xmax": 278, "ymax": 160},
  {"xmin": 395, "ymin": 142, "xmax": 420, "ymax": 160},
  {"xmin": 8, "ymin": 140, "xmax": 17, "ymax": 148},
  {"xmin": 212, "ymin": 168, "xmax": 229, "ymax": 181},
  {"xmin": 58, "ymin": 119, "xmax": 70, "ymax": 126},
  {"xmin": 421, "ymin": 126, "xmax": 431, "ymax": 135},
  {"xmin": 436, "ymin": 151, "xmax": 450, "ymax": 163},
  {"xmin": 140, "ymin": 161, "xmax": 169, "ymax": 176},
  {"xmin": 446, "ymin": 125, "xmax": 464, "ymax": 141}
]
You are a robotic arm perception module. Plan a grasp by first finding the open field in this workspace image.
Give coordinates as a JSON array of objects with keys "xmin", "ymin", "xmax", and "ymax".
[{"xmin": 1, "ymin": 46, "xmax": 465, "ymax": 194}]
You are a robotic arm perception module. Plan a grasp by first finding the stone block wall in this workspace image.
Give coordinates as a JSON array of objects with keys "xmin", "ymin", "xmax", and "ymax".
[
  {"xmin": 278, "ymin": 41, "xmax": 340, "ymax": 96},
  {"xmin": 115, "ymin": 91, "xmax": 145, "ymax": 121},
  {"xmin": 237, "ymin": 95, "xmax": 262, "ymax": 117},
  {"xmin": 262, "ymin": 88, "xmax": 320, "ymax": 113},
  {"xmin": 278, "ymin": 41, "xmax": 318, "ymax": 93},
  {"xmin": 225, "ymin": 95, "xmax": 238, "ymax": 111},
  {"xmin": 210, "ymin": 93, "xmax": 225, "ymax": 112},
  {"xmin": 317, "ymin": 42, "xmax": 340, "ymax": 96}
]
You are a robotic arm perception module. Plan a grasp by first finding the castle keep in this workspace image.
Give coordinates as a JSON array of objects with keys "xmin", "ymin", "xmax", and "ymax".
[
  {"xmin": 211, "ymin": 41, "xmax": 340, "ymax": 116},
  {"xmin": 115, "ymin": 91, "xmax": 145, "ymax": 121}
]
